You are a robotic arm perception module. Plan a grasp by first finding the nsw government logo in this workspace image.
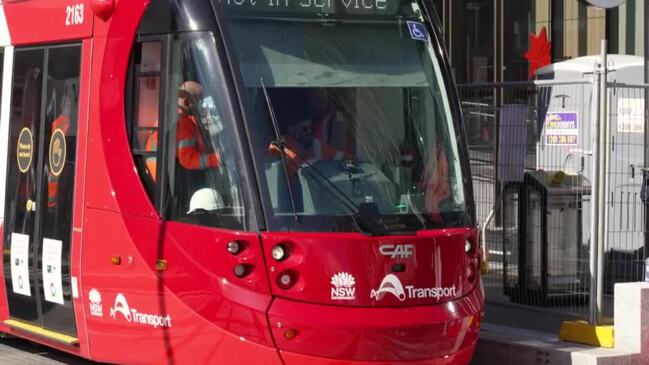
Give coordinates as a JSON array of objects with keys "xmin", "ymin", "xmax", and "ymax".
[
  {"xmin": 89, "ymin": 288, "xmax": 103, "ymax": 317},
  {"xmin": 330, "ymin": 272, "xmax": 356, "ymax": 300}
]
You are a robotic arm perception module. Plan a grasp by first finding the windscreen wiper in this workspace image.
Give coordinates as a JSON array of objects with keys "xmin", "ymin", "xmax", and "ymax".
[
  {"xmin": 260, "ymin": 78, "xmax": 300, "ymax": 222},
  {"xmin": 280, "ymin": 152, "xmax": 389, "ymax": 236},
  {"xmin": 259, "ymin": 79, "xmax": 387, "ymax": 236}
]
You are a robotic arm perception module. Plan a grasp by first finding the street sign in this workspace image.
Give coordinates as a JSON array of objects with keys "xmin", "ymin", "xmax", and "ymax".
[{"xmin": 582, "ymin": 0, "xmax": 625, "ymax": 8}]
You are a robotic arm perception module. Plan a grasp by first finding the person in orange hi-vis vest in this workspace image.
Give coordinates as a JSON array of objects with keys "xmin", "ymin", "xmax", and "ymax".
[
  {"xmin": 270, "ymin": 116, "xmax": 353, "ymax": 176},
  {"xmin": 145, "ymin": 81, "xmax": 220, "ymax": 181},
  {"xmin": 307, "ymin": 89, "xmax": 356, "ymax": 158},
  {"xmin": 421, "ymin": 137, "xmax": 450, "ymax": 223}
]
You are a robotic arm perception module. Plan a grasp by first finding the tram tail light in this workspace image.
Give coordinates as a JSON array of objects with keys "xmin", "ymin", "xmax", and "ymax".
[
  {"xmin": 111, "ymin": 256, "xmax": 121, "ymax": 265},
  {"xmin": 284, "ymin": 328, "xmax": 299, "ymax": 340}
]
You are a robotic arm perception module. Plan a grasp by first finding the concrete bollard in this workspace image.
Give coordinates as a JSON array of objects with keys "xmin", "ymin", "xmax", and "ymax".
[{"xmin": 613, "ymin": 282, "xmax": 649, "ymax": 356}]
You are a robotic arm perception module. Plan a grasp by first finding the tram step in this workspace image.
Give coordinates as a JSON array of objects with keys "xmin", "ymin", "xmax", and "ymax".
[{"xmin": 3, "ymin": 319, "xmax": 78, "ymax": 346}]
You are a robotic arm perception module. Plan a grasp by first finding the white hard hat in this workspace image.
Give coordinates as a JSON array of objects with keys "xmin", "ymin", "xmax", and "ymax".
[{"xmin": 187, "ymin": 188, "xmax": 224, "ymax": 214}]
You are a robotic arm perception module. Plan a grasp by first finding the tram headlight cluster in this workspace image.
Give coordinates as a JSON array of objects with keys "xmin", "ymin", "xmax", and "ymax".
[{"xmin": 227, "ymin": 241, "xmax": 254, "ymax": 279}]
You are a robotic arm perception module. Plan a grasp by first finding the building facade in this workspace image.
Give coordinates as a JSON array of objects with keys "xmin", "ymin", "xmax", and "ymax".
[{"xmin": 435, "ymin": 0, "xmax": 644, "ymax": 83}]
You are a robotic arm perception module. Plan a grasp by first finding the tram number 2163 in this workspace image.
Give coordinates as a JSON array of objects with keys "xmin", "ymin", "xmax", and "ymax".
[{"xmin": 65, "ymin": 3, "xmax": 84, "ymax": 26}]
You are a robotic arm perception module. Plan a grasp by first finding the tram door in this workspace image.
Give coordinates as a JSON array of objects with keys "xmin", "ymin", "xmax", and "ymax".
[{"xmin": 2, "ymin": 45, "xmax": 81, "ymax": 337}]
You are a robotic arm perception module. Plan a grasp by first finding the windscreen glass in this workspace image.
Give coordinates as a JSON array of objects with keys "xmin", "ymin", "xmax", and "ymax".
[{"xmin": 216, "ymin": 0, "xmax": 471, "ymax": 233}]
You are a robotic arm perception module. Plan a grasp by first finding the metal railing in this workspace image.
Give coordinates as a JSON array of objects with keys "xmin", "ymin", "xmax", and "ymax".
[{"xmin": 459, "ymin": 51, "xmax": 649, "ymax": 325}]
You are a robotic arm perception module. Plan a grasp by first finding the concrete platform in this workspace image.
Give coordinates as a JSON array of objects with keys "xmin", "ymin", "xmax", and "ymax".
[
  {"xmin": 471, "ymin": 283, "xmax": 649, "ymax": 365},
  {"xmin": 470, "ymin": 323, "xmax": 644, "ymax": 365}
]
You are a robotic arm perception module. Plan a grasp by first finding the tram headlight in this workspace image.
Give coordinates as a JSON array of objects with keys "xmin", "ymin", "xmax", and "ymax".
[
  {"xmin": 466, "ymin": 262, "xmax": 476, "ymax": 283},
  {"xmin": 227, "ymin": 241, "xmax": 242, "ymax": 255},
  {"xmin": 233, "ymin": 264, "xmax": 249, "ymax": 278},
  {"xmin": 271, "ymin": 244, "xmax": 289, "ymax": 261},
  {"xmin": 465, "ymin": 240, "xmax": 474, "ymax": 254},
  {"xmin": 277, "ymin": 270, "xmax": 296, "ymax": 289}
]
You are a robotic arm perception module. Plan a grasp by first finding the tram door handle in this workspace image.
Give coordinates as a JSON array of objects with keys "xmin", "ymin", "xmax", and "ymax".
[{"xmin": 26, "ymin": 199, "xmax": 36, "ymax": 212}]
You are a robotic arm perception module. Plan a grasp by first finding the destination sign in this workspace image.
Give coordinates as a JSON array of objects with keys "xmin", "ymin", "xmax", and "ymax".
[{"xmin": 215, "ymin": 0, "xmax": 400, "ymax": 16}]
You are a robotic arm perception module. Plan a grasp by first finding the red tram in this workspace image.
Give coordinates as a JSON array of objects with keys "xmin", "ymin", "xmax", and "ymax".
[{"xmin": 0, "ymin": 0, "xmax": 483, "ymax": 363}]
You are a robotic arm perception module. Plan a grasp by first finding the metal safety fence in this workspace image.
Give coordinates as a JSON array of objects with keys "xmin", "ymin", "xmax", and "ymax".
[{"xmin": 458, "ymin": 74, "xmax": 649, "ymax": 325}]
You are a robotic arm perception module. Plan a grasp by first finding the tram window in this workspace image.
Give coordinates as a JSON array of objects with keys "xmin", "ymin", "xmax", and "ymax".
[
  {"xmin": 42, "ymin": 46, "xmax": 81, "ymax": 239},
  {"xmin": 162, "ymin": 34, "xmax": 247, "ymax": 230},
  {"xmin": 221, "ymin": 11, "xmax": 470, "ymax": 231},
  {"xmin": 130, "ymin": 41, "xmax": 162, "ymax": 199}
]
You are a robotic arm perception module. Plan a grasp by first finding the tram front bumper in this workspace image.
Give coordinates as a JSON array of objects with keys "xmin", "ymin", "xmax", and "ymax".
[{"xmin": 267, "ymin": 286, "xmax": 483, "ymax": 364}]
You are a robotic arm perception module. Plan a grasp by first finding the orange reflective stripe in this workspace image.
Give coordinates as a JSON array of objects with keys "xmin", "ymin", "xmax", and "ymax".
[
  {"xmin": 175, "ymin": 114, "xmax": 219, "ymax": 170},
  {"xmin": 177, "ymin": 145, "xmax": 220, "ymax": 169},
  {"xmin": 422, "ymin": 140, "xmax": 450, "ymax": 214}
]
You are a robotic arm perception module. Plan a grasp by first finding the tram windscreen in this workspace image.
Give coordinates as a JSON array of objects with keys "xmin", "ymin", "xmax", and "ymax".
[{"xmin": 217, "ymin": 0, "xmax": 471, "ymax": 232}]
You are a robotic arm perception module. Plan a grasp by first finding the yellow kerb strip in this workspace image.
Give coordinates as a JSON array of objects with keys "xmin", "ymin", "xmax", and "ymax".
[
  {"xmin": 4, "ymin": 319, "xmax": 79, "ymax": 345},
  {"xmin": 558, "ymin": 320, "xmax": 614, "ymax": 348}
]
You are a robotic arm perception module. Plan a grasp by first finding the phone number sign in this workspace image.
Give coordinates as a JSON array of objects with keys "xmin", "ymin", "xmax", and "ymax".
[{"xmin": 545, "ymin": 111, "xmax": 578, "ymax": 146}]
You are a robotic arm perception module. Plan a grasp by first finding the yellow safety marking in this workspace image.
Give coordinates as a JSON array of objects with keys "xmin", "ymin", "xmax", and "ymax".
[
  {"xmin": 558, "ymin": 320, "xmax": 614, "ymax": 348},
  {"xmin": 4, "ymin": 319, "xmax": 79, "ymax": 345}
]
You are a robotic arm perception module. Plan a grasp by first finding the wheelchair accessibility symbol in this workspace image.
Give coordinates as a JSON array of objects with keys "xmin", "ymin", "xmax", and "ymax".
[{"xmin": 407, "ymin": 21, "xmax": 428, "ymax": 41}]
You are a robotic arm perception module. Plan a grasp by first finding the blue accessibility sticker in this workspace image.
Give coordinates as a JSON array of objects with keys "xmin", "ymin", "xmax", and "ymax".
[{"xmin": 407, "ymin": 21, "xmax": 428, "ymax": 41}]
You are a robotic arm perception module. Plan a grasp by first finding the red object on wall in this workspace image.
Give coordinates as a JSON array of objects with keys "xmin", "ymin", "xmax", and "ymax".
[{"xmin": 524, "ymin": 27, "xmax": 552, "ymax": 79}]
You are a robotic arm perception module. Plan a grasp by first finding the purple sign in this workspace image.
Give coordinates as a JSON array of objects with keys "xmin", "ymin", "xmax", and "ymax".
[{"xmin": 545, "ymin": 111, "xmax": 578, "ymax": 146}]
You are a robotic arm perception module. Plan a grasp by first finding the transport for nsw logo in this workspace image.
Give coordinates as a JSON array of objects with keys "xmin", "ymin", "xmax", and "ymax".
[
  {"xmin": 370, "ymin": 274, "xmax": 406, "ymax": 301},
  {"xmin": 109, "ymin": 293, "xmax": 172, "ymax": 329},
  {"xmin": 370, "ymin": 274, "xmax": 457, "ymax": 302},
  {"xmin": 110, "ymin": 293, "xmax": 132, "ymax": 321}
]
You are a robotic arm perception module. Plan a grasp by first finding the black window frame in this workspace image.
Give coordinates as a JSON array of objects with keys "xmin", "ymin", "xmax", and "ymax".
[
  {"xmin": 126, "ymin": 34, "xmax": 172, "ymax": 215},
  {"xmin": 126, "ymin": 31, "xmax": 262, "ymax": 232}
]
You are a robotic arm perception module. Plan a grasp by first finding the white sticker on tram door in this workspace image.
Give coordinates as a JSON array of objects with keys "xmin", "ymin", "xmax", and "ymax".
[
  {"xmin": 71, "ymin": 276, "xmax": 79, "ymax": 299},
  {"xmin": 10, "ymin": 233, "xmax": 31, "ymax": 297},
  {"xmin": 42, "ymin": 238, "xmax": 64, "ymax": 304}
]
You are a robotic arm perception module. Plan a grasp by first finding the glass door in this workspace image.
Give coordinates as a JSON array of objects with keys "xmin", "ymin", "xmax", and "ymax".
[{"xmin": 2, "ymin": 44, "xmax": 81, "ymax": 337}]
